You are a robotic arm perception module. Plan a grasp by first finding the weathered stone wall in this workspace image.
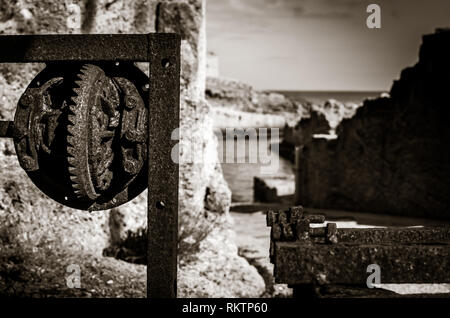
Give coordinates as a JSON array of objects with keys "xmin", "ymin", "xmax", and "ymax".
[
  {"xmin": 0, "ymin": 0, "xmax": 265, "ymax": 297},
  {"xmin": 279, "ymin": 111, "xmax": 330, "ymax": 162},
  {"xmin": 298, "ymin": 29, "xmax": 450, "ymax": 220}
]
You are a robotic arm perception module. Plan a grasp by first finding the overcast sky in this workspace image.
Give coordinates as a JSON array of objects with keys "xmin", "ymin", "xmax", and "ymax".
[{"xmin": 206, "ymin": 0, "xmax": 450, "ymax": 91}]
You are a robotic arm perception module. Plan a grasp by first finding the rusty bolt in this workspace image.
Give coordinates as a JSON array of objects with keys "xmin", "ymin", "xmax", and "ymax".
[
  {"xmin": 156, "ymin": 201, "xmax": 165, "ymax": 209},
  {"xmin": 326, "ymin": 223, "xmax": 338, "ymax": 244},
  {"xmin": 282, "ymin": 223, "xmax": 294, "ymax": 241},
  {"xmin": 266, "ymin": 209, "xmax": 277, "ymax": 227},
  {"xmin": 161, "ymin": 58, "xmax": 171, "ymax": 68},
  {"xmin": 295, "ymin": 218, "xmax": 310, "ymax": 241},
  {"xmin": 124, "ymin": 159, "xmax": 138, "ymax": 174},
  {"xmin": 279, "ymin": 210, "xmax": 289, "ymax": 225},
  {"xmin": 309, "ymin": 227, "xmax": 326, "ymax": 237},
  {"xmin": 307, "ymin": 214, "xmax": 326, "ymax": 224},
  {"xmin": 19, "ymin": 94, "xmax": 34, "ymax": 108},
  {"xmin": 125, "ymin": 96, "xmax": 137, "ymax": 109},
  {"xmin": 296, "ymin": 218, "xmax": 310, "ymax": 233},
  {"xmin": 289, "ymin": 206, "xmax": 304, "ymax": 223},
  {"xmin": 272, "ymin": 224, "xmax": 282, "ymax": 241}
]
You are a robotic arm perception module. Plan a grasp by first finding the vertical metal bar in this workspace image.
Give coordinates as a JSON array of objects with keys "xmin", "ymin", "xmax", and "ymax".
[{"xmin": 147, "ymin": 33, "xmax": 180, "ymax": 298}]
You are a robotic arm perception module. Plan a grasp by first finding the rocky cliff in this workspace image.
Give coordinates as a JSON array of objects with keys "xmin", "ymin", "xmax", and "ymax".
[
  {"xmin": 206, "ymin": 76, "xmax": 305, "ymax": 128},
  {"xmin": 298, "ymin": 29, "xmax": 450, "ymax": 220}
]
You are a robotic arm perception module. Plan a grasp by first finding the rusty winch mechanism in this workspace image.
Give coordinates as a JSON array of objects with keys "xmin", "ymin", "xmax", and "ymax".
[
  {"xmin": 0, "ymin": 34, "xmax": 180, "ymax": 298},
  {"xmin": 13, "ymin": 62, "xmax": 149, "ymax": 211}
]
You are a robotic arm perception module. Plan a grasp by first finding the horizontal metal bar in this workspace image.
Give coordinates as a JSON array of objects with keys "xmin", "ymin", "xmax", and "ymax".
[
  {"xmin": 335, "ymin": 227, "xmax": 450, "ymax": 244},
  {"xmin": 274, "ymin": 242, "xmax": 450, "ymax": 284},
  {"xmin": 0, "ymin": 33, "xmax": 179, "ymax": 62},
  {"xmin": 0, "ymin": 121, "xmax": 14, "ymax": 138},
  {"xmin": 292, "ymin": 284, "xmax": 450, "ymax": 298}
]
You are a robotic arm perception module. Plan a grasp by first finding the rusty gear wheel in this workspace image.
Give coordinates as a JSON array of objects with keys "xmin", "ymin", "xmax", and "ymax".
[{"xmin": 13, "ymin": 62, "xmax": 149, "ymax": 211}]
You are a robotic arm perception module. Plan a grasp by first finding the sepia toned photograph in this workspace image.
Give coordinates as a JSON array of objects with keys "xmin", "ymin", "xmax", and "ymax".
[{"xmin": 0, "ymin": 0, "xmax": 449, "ymax": 307}]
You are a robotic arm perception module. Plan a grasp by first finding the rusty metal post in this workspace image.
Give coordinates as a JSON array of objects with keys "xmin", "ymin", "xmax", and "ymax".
[{"xmin": 147, "ymin": 33, "xmax": 180, "ymax": 298}]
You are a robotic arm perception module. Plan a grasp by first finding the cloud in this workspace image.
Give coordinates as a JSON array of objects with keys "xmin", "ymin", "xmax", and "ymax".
[
  {"xmin": 225, "ymin": 0, "xmax": 361, "ymax": 20},
  {"xmin": 267, "ymin": 55, "xmax": 296, "ymax": 61}
]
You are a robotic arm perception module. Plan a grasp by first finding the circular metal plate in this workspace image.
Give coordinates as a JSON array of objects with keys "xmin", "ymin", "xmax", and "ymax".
[{"xmin": 13, "ymin": 63, "xmax": 149, "ymax": 211}]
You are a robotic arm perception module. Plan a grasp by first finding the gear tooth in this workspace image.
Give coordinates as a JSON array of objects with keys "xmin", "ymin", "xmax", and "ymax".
[
  {"xmin": 67, "ymin": 135, "xmax": 75, "ymax": 146},
  {"xmin": 67, "ymin": 155, "xmax": 76, "ymax": 165},
  {"xmin": 69, "ymin": 104, "xmax": 78, "ymax": 113},
  {"xmin": 67, "ymin": 150, "xmax": 76, "ymax": 160},
  {"xmin": 73, "ymin": 81, "xmax": 84, "ymax": 90},
  {"xmin": 67, "ymin": 105, "xmax": 76, "ymax": 115},
  {"xmin": 68, "ymin": 167, "xmax": 77, "ymax": 175},
  {"xmin": 67, "ymin": 118, "xmax": 76, "ymax": 131},
  {"xmin": 78, "ymin": 65, "xmax": 92, "ymax": 77},
  {"xmin": 66, "ymin": 63, "xmax": 106, "ymax": 201},
  {"xmin": 67, "ymin": 114, "xmax": 75, "ymax": 125}
]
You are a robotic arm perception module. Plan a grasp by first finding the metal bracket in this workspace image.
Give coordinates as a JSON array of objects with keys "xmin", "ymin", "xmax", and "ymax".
[{"xmin": 0, "ymin": 34, "xmax": 180, "ymax": 298}]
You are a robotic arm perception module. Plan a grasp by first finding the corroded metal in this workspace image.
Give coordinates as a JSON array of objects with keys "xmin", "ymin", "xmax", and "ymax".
[
  {"xmin": 13, "ymin": 62, "xmax": 149, "ymax": 211},
  {"xmin": 1, "ymin": 33, "xmax": 181, "ymax": 299},
  {"xmin": 275, "ymin": 242, "xmax": 450, "ymax": 285},
  {"xmin": 147, "ymin": 34, "xmax": 180, "ymax": 299},
  {"xmin": 0, "ymin": 34, "xmax": 149, "ymax": 62},
  {"xmin": 268, "ymin": 206, "xmax": 450, "ymax": 296}
]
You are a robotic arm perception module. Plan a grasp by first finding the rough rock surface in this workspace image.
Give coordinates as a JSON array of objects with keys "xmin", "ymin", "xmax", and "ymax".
[
  {"xmin": 178, "ymin": 227, "xmax": 265, "ymax": 298},
  {"xmin": 316, "ymin": 99, "xmax": 360, "ymax": 130},
  {"xmin": 298, "ymin": 29, "xmax": 450, "ymax": 220},
  {"xmin": 0, "ymin": 0, "xmax": 265, "ymax": 297},
  {"xmin": 206, "ymin": 76, "xmax": 305, "ymax": 126},
  {"xmin": 283, "ymin": 111, "xmax": 331, "ymax": 146},
  {"xmin": 279, "ymin": 110, "xmax": 331, "ymax": 162},
  {"xmin": 230, "ymin": 212, "xmax": 292, "ymax": 298},
  {"xmin": 0, "ymin": 156, "xmax": 110, "ymax": 257},
  {"xmin": 211, "ymin": 106, "xmax": 286, "ymax": 129}
]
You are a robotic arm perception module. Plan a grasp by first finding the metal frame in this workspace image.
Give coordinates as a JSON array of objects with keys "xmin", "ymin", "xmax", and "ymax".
[
  {"xmin": 267, "ymin": 207, "xmax": 450, "ymax": 298},
  {"xmin": 0, "ymin": 33, "xmax": 180, "ymax": 298}
]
